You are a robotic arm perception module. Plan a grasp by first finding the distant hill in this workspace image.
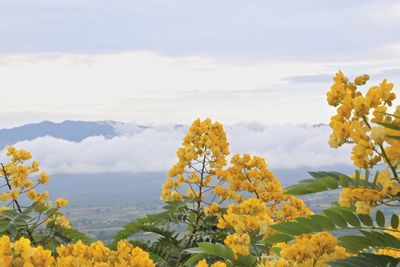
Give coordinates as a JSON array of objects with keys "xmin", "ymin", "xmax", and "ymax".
[
  {"xmin": 0, "ymin": 120, "xmax": 329, "ymax": 150},
  {"xmin": 0, "ymin": 120, "xmax": 118, "ymax": 149}
]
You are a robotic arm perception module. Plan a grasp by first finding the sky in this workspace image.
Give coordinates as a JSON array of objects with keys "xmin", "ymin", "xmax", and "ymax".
[{"xmin": 1, "ymin": 0, "xmax": 400, "ymax": 128}]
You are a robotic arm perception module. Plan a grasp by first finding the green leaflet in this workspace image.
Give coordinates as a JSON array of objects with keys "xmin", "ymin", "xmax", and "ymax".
[
  {"xmin": 197, "ymin": 242, "xmax": 235, "ymax": 262},
  {"xmin": 270, "ymin": 222, "xmax": 309, "ymax": 236},
  {"xmin": 331, "ymin": 253, "xmax": 400, "ymax": 267},
  {"xmin": 339, "ymin": 209, "xmax": 361, "ymax": 228},
  {"xmin": 310, "ymin": 215, "xmax": 336, "ymax": 230},
  {"xmin": 358, "ymin": 214, "xmax": 373, "ymax": 226},
  {"xmin": 376, "ymin": 210, "xmax": 385, "ymax": 227},
  {"xmin": 323, "ymin": 209, "xmax": 348, "ymax": 228},
  {"xmin": 263, "ymin": 234, "xmax": 292, "ymax": 244},
  {"xmin": 376, "ymin": 121, "xmax": 400, "ymax": 131},
  {"xmin": 391, "ymin": 214, "xmax": 399, "ymax": 229}
]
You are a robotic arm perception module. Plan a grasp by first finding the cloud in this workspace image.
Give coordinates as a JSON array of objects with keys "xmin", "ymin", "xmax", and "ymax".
[
  {"xmin": 0, "ymin": 123, "xmax": 352, "ymax": 174},
  {"xmin": 284, "ymin": 74, "xmax": 333, "ymax": 84},
  {"xmin": 0, "ymin": 0, "xmax": 398, "ymax": 62}
]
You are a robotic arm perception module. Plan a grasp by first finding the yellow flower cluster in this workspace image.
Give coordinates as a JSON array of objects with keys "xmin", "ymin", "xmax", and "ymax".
[
  {"xmin": 326, "ymin": 71, "xmax": 397, "ymax": 169},
  {"xmin": 0, "ymin": 235, "xmax": 155, "ymax": 267},
  {"xmin": 215, "ymin": 154, "xmax": 311, "ymax": 256},
  {"xmin": 217, "ymin": 198, "xmax": 272, "ymax": 236},
  {"xmin": 216, "ymin": 154, "xmax": 312, "ymax": 221},
  {"xmin": 223, "ymin": 233, "xmax": 251, "ymax": 256},
  {"xmin": 0, "ymin": 147, "xmax": 71, "ymax": 230},
  {"xmin": 161, "ymin": 120, "xmax": 312, "ymax": 259},
  {"xmin": 260, "ymin": 232, "xmax": 349, "ymax": 267},
  {"xmin": 161, "ymin": 118, "xmax": 229, "ymax": 202},
  {"xmin": 338, "ymin": 169, "xmax": 400, "ymax": 214},
  {"xmin": 195, "ymin": 259, "xmax": 227, "ymax": 267},
  {"xmin": 56, "ymin": 239, "xmax": 155, "ymax": 267},
  {"xmin": 0, "ymin": 235, "xmax": 53, "ymax": 267},
  {"xmin": 0, "ymin": 147, "xmax": 50, "ymax": 203}
]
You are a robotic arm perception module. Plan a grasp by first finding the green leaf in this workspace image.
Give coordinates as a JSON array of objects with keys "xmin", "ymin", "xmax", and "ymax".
[
  {"xmin": 339, "ymin": 235, "xmax": 370, "ymax": 253},
  {"xmin": 308, "ymin": 171, "xmax": 327, "ymax": 179},
  {"xmin": 236, "ymin": 255, "xmax": 257, "ymax": 267},
  {"xmin": 391, "ymin": 214, "xmax": 399, "ymax": 229},
  {"xmin": 354, "ymin": 170, "xmax": 360, "ymax": 186},
  {"xmin": 184, "ymin": 253, "xmax": 207, "ymax": 266},
  {"xmin": 358, "ymin": 214, "xmax": 373, "ymax": 226},
  {"xmin": 364, "ymin": 169, "xmax": 370, "ymax": 185},
  {"xmin": 340, "ymin": 209, "xmax": 361, "ymax": 228},
  {"xmin": 270, "ymin": 222, "xmax": 308, "ymax": 236},
  {"xmin": 318, "ymin": 177, "xmax": 339, "ymax": 189},
  {"xmin": 310, "ymin": 215, "xmax": 335, "ymax": 230},
  {"xmin": 33, "ymin": 202, "xmax": 48, "ymax": 213},
  {"xmin": 386, "ymin": 135, "xmax": 400, "ymax": 140},
  {"xmin": 376, "ymin": 121, "xmax": 400, "ymax": 131},
  {"xmin": 296, "ymin": 217, "xmax": 323, "ymax": 232},
  {"xmin": 382, "ymin": 232, "xmax": 400, "ymax": 249},
  {"xmin": 264, "ymin": 234, "xmax": 292, "ymax": 244},
  {"xmin": 1, "ymin": 210, "xmax": 17, "ymax": 219},
  {"xmin": 324, "ymin": 209, "xmax": 348, "ymax": 228},
  {"xmin": 270, "ymin": 247, "xmax": 281, "ymax": 256},
  {"xmin": 331, "ymin": 253, "xmax": 400, "ymax": 267},
  {"xmin": 339, "ymin": 175, "xmax": 350, "ymax": 187},
  {"xmin": 197, "ymin": 242, "xmax": 234, "ymax": 261},
  {"xmin": 58, "ymin": 228, "xmax": 92, "ymax": 245},
  {"xmin": 8, "ymin": 223, "xmax": 17, "ymax": 237},
  {"xmin": 0, "ymin": 220, "xmax": 10, "ymax": 233},
  {"xmin": 372, "ymin": 172, "xmax": 379, "ymax": 188},
  {"xmin": 13, "ymin": 217, "xmax": 27, "ymax": 226},
  {"xmin": 285, "ymin": 185, "xmax": 313, "ymax": 195},
  {"xmin": 359, "ymin": 230, "xmax": 385, "ymax": 248},
  {"xmin": 376, "ymin": 210, "xmax": 385, "ymax": 227}
]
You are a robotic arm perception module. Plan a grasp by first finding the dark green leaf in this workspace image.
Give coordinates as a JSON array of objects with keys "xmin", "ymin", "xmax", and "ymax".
[
  {"xmin": 310, "ymin": 215, "xmax": 335, "ymax": 230},
  {"xmin": 372, "ymin": 172, "xmax": 379, "ymax": 188},
  {"xmin": 0, "ymin": 221, "xmax": 9, "ymax": 233},
  {"xmin": 358, "ymin": 214, "xmax": 373, "ymax": 226},
  {"xmin": 376, "ymin": 121, "xmax": 400, "ymax": 131},
  {"xmin": 324, "ymin": 209, "xmax": 348, "ymax": 228},
  {"xmin": 9, "ymin": 224, "xmax": 17, "ymax": 237},
  {"xmin": 340, "ymin": 209, "xmax": 361, "ymax": 228},
  {"xmin": 270, "ymin": 247, "xmax": 281, "ymax": 256},
  {"xmin": 197, "ymin": 242, "xmax": 234, "ymax": 261},
  {"xmin": 339, "ymin": 175, "xmax": 350, "ymax": 187},
  {"xmin": 270, "ymin": 222, "xmax": 308, "ymax": 236},
  {"xmin": 376, "ymin": 210, "xmax": 385, "ymax": 227},
  {"xmin": 391, "ymin": 214, "xmax": 399, "ymax": 229},
  {"xmin": 264, "ymin": 234, "xmax": 292, "ymax": 244},
  {"xmin": 296, "ymin": 217, "xmax": 323, "ymax": 232},
  {"xmin": 184, "ymin": 253, "xmax": 207, "ymax": 266}
]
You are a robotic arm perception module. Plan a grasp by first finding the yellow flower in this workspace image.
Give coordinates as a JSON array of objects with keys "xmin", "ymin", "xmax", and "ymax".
[
  {"xmin": 10, "ymin": 189, "xmax": 19, "ymax": 200},
  {"xmin": 38, "ymin": 172, "xmax": 49, "ymax": 184},
  {"xmin": 0, "ymin": 193, "xmax": 11, "ymax": 202},
  {"xmin": 279, "ymin": 232, "xmax": 350, "ymax": 266},
  {"xmin": 55, "ymin": 198, "xmax": 69, "ymax": 209},
  {"xmin": 355, "ymin": 201, "xmax": 371, "ymax": 214},
  {"xmin": 196, "ymin": 259, "xmax": 209, "ymax": 267},
  {"xmin": 204, "ymin": 202, "xmax": 220, "ymax": 216}
]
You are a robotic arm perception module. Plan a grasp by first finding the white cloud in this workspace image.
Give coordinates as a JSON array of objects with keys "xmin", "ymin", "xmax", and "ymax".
[{"xmin": 0, "ymin": 123, "xmax": 352, "ymax": 174}]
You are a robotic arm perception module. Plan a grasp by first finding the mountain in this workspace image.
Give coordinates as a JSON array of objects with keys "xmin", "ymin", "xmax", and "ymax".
[{"xmin": 0, "ymin": 120, "xmax": 117, "ymax": 149}]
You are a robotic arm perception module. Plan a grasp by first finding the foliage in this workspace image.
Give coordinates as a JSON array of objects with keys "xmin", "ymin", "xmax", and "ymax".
[{"xmin": 269, "ymin": 72, "xmax": 400, "ymax": 266}]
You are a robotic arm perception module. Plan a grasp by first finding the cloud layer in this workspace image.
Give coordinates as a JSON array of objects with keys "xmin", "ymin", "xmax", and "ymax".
[{"xmin": 0, "ymin": 123, "xmax": 352, "ymax": 174}]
